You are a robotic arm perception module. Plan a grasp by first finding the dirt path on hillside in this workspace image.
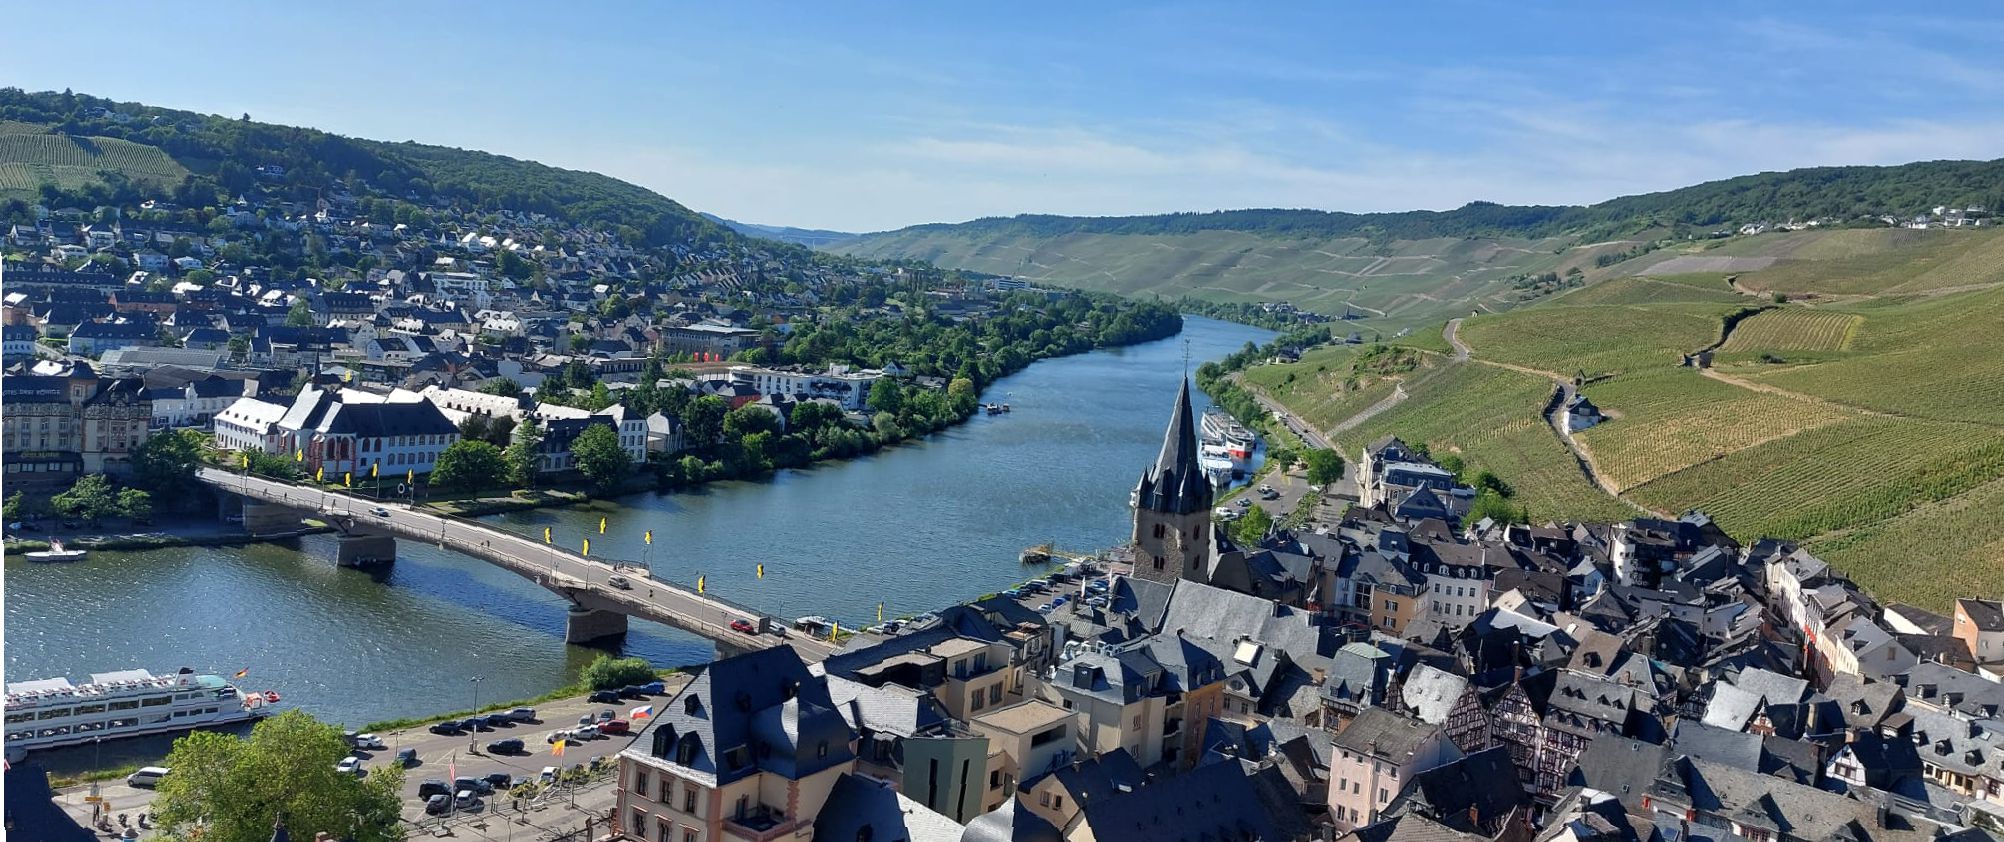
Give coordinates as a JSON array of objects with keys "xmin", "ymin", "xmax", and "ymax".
[
  {"xmin": 1449, "ymin": 320, "xmax": 1657, "ymax": 516},
  {"xmin": 1328, "ymin": 384, "xmax": 1407, "ymax": 437}
]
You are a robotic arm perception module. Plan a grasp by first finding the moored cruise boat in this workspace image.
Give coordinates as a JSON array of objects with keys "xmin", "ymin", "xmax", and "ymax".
[
  {"xmin": 1200, "ymin": 408, "xmax": 1256, "ymax": 476},
  {"xmin": 3, "ymin": 668, "xmax": 279, "ymax": 758}
]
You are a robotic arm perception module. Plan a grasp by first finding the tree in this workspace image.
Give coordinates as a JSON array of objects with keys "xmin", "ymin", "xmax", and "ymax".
[
  {"xmin": 570, "ymin": 423, "xmax": 631, "ymax": 494},
  {"xmin": 867, "ymin": 378, "xmax": 905, "ymax": 415},
  {"xmin": 578, "ymin": 655, "xmax": 656, "ymax": 690},
  {"xmin": 52, "ymin": 474, "xmax": 120, "ymax": 525},
  {"xmin": 1228, "ymin": 504, "xmax": 1275, "ymax": 545},
  {"xmin": 285, "ymin": 297, "xmax": 314, "ymax": 327},
  {"xmin": 505, "ymin": 420, "xmax": 544, "ymax": 488},
  {"xmin": 723, "ymin": 404, "xmax": 781, "ymax": 441},
  {"xmin": 132, "ymin": 429, "xmax": 208, "ymax": 494},
  {"xmin": 1302, "ymin": 448, "xmax": 1345, "ymax": 486},
  {"xmin": 154, "ymin": 709, "xmax": 403, "ymax": 842},
  {"xmin": 947, "ymin": 377, "xmax": 978, "ymax": 416},
  {"xmin": 117, "ymin": 488, "xmax": 153, "ymax": 522},
  {"xmin": 477, "ymin": 378, "xmax": 522, "ymax": 397},
  {"xmin": 1436, "ymin": 454, "xmax": 1467, "ymax": 480},
  {"xmin": 1466, "ymin": 489, "xmax": 1527, "ymax": 525},
  {"xmin": 682, "ymin": 395, "xmax": 728, "ymax": 447},
  {"xmin": 1472, "ymin": 470, "xmax": 1514, "ymax": 498},
  {"xmin": 432, "ymin": 440, "xmax": 506, "ymax": 493},
  {"xmin": 3, "ymin": 491, "xmax": 25, "ymax": 522},
  {"xmin": 456, "ymin": 414, "xmax": 491, "ymax": 444}
]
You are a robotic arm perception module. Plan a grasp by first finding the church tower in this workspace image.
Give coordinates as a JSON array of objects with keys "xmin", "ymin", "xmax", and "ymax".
[{"xmin": 1132, "ymin": 377, "xmax": 1215, "ymax": 584}]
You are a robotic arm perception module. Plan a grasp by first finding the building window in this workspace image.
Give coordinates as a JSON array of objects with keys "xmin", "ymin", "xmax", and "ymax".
[
  {"xmin": 1053, "ymin": 795, "xmax": 1063, "ymax": 810},
  {"xmin": 684, "ymin": 785, "xmax": 697, "ymax": 813},
  {"xmin": 636, "ymin": 769, "xmax": 651, "ymax": 798},
  {"xmin": 1039, "ymin": 791, "xmax": 1050, "ymax": 807}
]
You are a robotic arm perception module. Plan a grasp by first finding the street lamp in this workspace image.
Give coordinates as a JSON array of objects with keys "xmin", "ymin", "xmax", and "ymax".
[{"xmin": 467, "ymin": 675, "xmax": 485, "ymax": 752}]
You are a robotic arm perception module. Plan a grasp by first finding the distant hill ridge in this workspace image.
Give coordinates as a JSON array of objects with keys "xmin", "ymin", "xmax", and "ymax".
[{"xmin": 859, "ymin": 159, "xmax": 2004, "ymax": 242}]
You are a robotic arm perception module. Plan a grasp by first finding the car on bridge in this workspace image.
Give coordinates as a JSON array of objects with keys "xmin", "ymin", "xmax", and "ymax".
[
  {"xmin": 370, "ymin": 506, "xmax": 389, "ymax": 517},
  {"xmin": 730, "ymin": 618, "xmax": 756, "ymax": 634},
  {"xmin": 607, "ymin": 575, "xmax": 632, "ymax": 589}
]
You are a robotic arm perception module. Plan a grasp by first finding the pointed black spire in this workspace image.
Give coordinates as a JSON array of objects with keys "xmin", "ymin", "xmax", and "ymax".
[{"xmin": 1135, "ymin": 377, "xmax": 1213, "ymax": 515}]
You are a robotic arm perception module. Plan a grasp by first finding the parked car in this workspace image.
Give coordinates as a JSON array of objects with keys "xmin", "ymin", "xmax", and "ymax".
[
  {"xmin": 419, "ymin": 779, "xmax": 452, "ymax": 799},
  {"xmin": 1051, "ymin": 596, "xmax": 1069, "ymax": 608},
  {"xmin": 1258, "ymin": 484, "xmax": 1275, "ymax": 494},
  {"xmin": 453, "ymin": 776, "xmax": 493, "ymax": 795},
  {"xmin": 483, "ymin": 771, "xmax": 516, "ymax": 789},
  {"xmin": 507, "ymin": 707, "xmax": 537, "ymax": 723},
  {"xmin": 353, "ymin": 733, "xmax": 385, "ymax": 750},
  {"xmin": 486, "ymin": 738, "xmax": 524, "ymax": 755},
  {"xmin": 126, "ymin": 767, "xmax": 170, "ymax": 788},
  {"xmin": 574, "ymin": 724, "xmax": 600, "ymax": 740},
  {"xmin": 730, "ymin": 618, "xmax": 756, "ymax": 634},
  {"xmin": 425, "ymin": 794, "xmax": 451, "ymax": 815},
  {"xmin": 1002, "ymin": 587, "xmax": 1025, "ymax": 598},
  {"xmin": 336, "ymin": 756, "xmax": 365, "ymax": 776},
  {"xmin": 480, "ymin": 713, "xmax": 513, "ymax": 728},
  {"xmin": 468, "ymin": 716, "xmax": 493, "ymax": 732},
  {"xmin": 428, "ymin": 721, "xmax": 463, "ymax": 736},
  {"xmin": 546, "ymin": 729, "xmax": 574, "ymax": 744},
  {"xmin": 588, "ymin": 690, "xmax": 621, "ymax": 704},
  {"xmin": 607, "ymin": 575, "xmax": 632, "ymax": 589},
  {"xmin": 597, "ymin": 710, "xmax": 616, "ymax": 722},
  {"xmin": 641, "ymin": 681, "xmax": 666, "ymax": 695},
  {"xmin": 396, "ymin": 748, "xmax": 418, "ymax": 767},
  {"xmin": 617, "ymin": 685, "xmax": 648, "ymax": 698},
  {"xmin": 454, "ymin": 789, "xmax": 480, "ymax": 810},
  {"xmin": 600, "ymin": 718, "xmax": 630, "ymax": 735}
]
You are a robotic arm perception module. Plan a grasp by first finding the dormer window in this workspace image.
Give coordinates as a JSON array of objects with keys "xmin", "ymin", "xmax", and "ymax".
[
  {"xmin": 676, "ymin": 733, "xmax": 702, "ymax": 766},
  {"xmin": 685, "ymin": 695, "xmax": 703, "ymax": 716}
]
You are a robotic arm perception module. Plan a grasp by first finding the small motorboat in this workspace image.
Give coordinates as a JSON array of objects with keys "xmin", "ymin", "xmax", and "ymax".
[{"xmin": 25, "ymin": 539, "xmax": 87, "ymax": 563}]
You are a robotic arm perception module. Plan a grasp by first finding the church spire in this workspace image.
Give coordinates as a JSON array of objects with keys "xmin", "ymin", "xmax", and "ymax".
[{"xmin": 1135, "ymin": 377, "xmax": 1212, "ymax": 515}]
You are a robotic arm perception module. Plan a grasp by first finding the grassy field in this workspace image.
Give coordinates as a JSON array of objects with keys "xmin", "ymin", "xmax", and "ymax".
[
  {"xmin": 0, "ymin": 127, "xmax": 189, "ymax": 197},
  {"xmin": 1241, "ymin": 343, "xmax": 1429, "ymax": 434},
  {"xmin": 1718, "ymin": 308, "xmax": 1861, "ymax": 353},
  {"xmin": 1744, "ymin": 287, "xmax": 2004, "ymax": 426},
  {"xmin": 835, "ymin": 226, "xmax": 1642, "ymax": 330},
  {"xmin": 1575, "ymin": 369, "xmax": 1848, "ymax": 492},
  {"xmin": 1329, "ymin": 363, "xmax": 1635, "ymax": 522},
  {"xmin": 1809, "ymin": 475, "xmax": 2004, "ymax": 611},
  {"xmin": 1559, "ymin": 275, "xmax": 1745, "ymax": 306},
  {"xmin": 1723, "ymin": 227, "xmax": 2004, "ymax": 296},
  {"xmin": 1453, "ymin": 296, "xmax": 1736, "ymax": 377}
]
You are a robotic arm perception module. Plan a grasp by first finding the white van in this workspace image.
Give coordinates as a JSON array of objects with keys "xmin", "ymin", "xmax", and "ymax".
[
  {"xmin": 127, "ymin": 766, "xmax": 171, "ymax": 788},
  {"xmin": 540, "ymin": 766, "xmax": 558, "ymax": 783}
]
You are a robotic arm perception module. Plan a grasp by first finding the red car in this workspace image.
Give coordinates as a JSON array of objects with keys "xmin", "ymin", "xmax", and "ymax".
[
  {"xmin": 730, "ymin": 619, "xmax": 757, "ymax": 634},
  {"xmin": 600, "ymin": 718, "xmax": 631, "ymax": 735}
]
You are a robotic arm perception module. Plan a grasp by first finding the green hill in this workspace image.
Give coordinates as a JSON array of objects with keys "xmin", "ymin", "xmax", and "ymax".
[
  {"xmin": 831, "ymin": 159, "xmax": 2004, "ymax": 328},
  {"xmin": 1240, "ymin": 225, "xmax": 2004, "ymax": 609},
  {"xmin": 0, "ymin": 88, "xmax": 729, "ymax": 248}
]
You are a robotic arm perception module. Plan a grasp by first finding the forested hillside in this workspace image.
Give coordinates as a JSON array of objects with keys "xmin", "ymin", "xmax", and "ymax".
[{"xmin": 0, "ymin": 88, "xmax": 729, "ymax": 248}]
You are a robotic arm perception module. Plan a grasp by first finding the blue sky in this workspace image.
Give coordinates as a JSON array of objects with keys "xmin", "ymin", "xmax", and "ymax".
[{"xmin": 5, "ymin": 2, "xmax": 2002, "ymax": 231}]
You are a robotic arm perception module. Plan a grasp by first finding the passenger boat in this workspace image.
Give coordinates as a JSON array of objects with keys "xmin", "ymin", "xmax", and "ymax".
[
  {"xmin": 3, "ymin": 668, "xmax": 279, "ymax": 757},
  {"xmin": 24, "ymin": 539, "xmax": 86, "ymax": 563},
  {"xmin": 1200, "ymin": 409, "xmax": 1256, "ymax": 476}
]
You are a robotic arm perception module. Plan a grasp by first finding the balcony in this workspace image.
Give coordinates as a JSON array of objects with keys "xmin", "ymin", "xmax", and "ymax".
[{"xmin": 723, "ymin": 804, "xmax": 800, "ymax": 842}]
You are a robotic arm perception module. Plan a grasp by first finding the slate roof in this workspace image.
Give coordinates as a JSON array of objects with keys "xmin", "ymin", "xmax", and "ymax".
[
  {"xmin": 1567, "ymin": 735, "xmax": 1667, "ymax": 812},
  {"xmin": 1157, "ymin": 579, "xmax": 1337, "ymax": 662},
  {"xmin": 1332, "ymin": 707, "xmax": 1439, "ymax": 763},
  {"xmin": 1398, "ymin": 664, "xmax": 1470, "ymax": 726},
  {"xmin": 813, "ymin": 772, "xmax": 964, "ymax": 842},
  {"xmin": 1075, "ymin": 761, "xmax": 1311, "ymax": 842},
  {"xmin": 958, "ymin": 797, "xmax": 1060, "ymax": 842},
  {"xmin": 2, "ymin": 763, "xmax": 94, "ymax": 842},
  {"xmin": 633, "ymin": 647, "xmax": 855, "ymax": 787},
  {"xmin": 1650, "ymin": 758, "xmax": 1934, "ymax": 842},
  {"xmin": 1388, "ymin": 747, "xmax": 1529, "ymax": 833}
]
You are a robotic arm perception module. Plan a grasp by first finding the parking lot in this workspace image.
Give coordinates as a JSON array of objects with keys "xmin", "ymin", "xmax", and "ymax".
[{"xmin": 52, "ymin": 673, "xmax": 692, "ymax": 831}]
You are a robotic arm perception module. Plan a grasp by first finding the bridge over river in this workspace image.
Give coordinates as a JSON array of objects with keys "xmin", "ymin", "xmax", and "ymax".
[{"xmin": 195, "ymin": 468, "xmax": 837, "ymax": 661}]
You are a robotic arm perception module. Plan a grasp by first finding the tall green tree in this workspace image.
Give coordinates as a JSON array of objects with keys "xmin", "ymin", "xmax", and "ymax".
[
  {"xmin": 154, "ymin": 709, "xmax": 403, "ymax": 842},
  {"xmin": 51, "ymin": 475, "xmax": 120, "ymax": 525},
  {"xmin": 1301, "ymin": 448, "xmax": 1345, "ymax": 486},
  {"xmin": 570, "ymin": 423, "xmax": 631, "ymax": 494},
  {"xmin": 681, "ymin": 395, "xmax": 728, "ymax": 447},
  {"xmin": 723, "ymin": 404, "xmax": 782, "ymax": 440},
  {"xmin": 3, "ymin": 491, "xmax": 26, "ymax": 522},
  {"xmin": 1228, "ymin": 504, "xmax": 1275, "ymax": 545},
  {"xmin": 505, "ymin": 420, "xmax": 544, "ymax": 488},
  {"xmin": 431, "ymin": 440, "xmax": 506, "ymax": 493},
  {"xmin": 866, "ymin": 378, "xmax": 905, "ymax": 415},
  {"xmin": 285, "ymin": 297, "xmax": 315, "ymax": 327},
  {"xmin": 132, "ymin": 429, "xmax": 208, "ymax": 494},
  {"xmin": 117, "ymin": 488, "xmax": 154, "ymax": 522}
]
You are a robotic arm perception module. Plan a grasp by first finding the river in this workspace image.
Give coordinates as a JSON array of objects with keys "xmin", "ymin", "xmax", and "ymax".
[{"xmin": 3, "ymin": 316, "xmax": 1272, "ymax": 771}]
